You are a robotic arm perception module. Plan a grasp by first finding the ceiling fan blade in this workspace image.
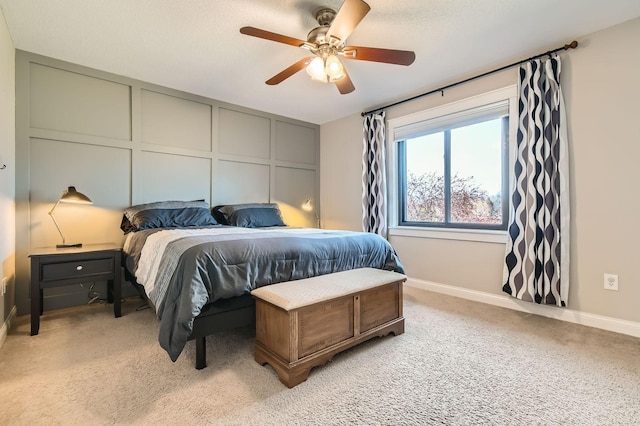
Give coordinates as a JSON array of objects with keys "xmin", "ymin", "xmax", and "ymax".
[
  {"xmin": 240, "ymin": 26, "xmax": 307, "ymax": 48},
  {"xmin": 265, "ymin": 57, "xmax": 312, "ymax": 85},
  {"xmin": 335, "ymin": 68, "xmax": 355, "ymax": 94},
  {"xmin": 326, "ymin": 0, "xmax": 371, "ymax": 43},
  {"xmin": 343, "ymin": 46, "xmax": 416, "ymax": 65}
]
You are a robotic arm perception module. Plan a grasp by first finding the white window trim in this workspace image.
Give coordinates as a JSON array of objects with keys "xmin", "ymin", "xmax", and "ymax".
[
  {"xmin": 387, "ymin": 85, "xmax": 518, "ymax": 241},
  {"xmin": 389, "ymin": 226, "xmax": 508, "ymax": 244}
]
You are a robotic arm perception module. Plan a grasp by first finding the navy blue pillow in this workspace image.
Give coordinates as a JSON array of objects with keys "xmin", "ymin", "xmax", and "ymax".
[
  {"xmin": 229, "ymin": 207, "xmax": 285, "ymax": 228},
  {"xmin": 217, "ymin": 203, "xmax": 286, "ymax": 228},
  {"xmin": 121, "ymin": 200, "xmax": 217, "ymax": 233}
]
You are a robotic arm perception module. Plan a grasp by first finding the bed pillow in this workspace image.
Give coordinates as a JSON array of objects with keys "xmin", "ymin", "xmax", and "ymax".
[
  {"xmin": 216, "ymin": 203, "xmax": 286, "ymax": 228},
  {"xmin": 121, "ymin": 200, "xmax": 217, "ymax": 233}
]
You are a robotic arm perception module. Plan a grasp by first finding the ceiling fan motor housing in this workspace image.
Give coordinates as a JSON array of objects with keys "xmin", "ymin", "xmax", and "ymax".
[
  {"xmin": 308, "ymin": 8, "xmax": 344, "ymax": 47},
  {"xmin": 307, "ymin": 26, "xmax": 329, "ymax": 45}
]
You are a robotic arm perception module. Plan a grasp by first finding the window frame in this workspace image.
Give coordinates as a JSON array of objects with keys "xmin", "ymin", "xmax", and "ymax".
[
  {"xmin": 387, "ymin": 85, "xmax": 518, "ymax": 239},
  {"xmin": 397, "ymin": 115, "xmax": 509, "ymax": 230}
]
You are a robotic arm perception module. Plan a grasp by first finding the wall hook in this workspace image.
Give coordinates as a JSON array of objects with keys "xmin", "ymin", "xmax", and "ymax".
[{"xmin": 0, "ymin": 164, "xmax": 6, "ymax": 170}]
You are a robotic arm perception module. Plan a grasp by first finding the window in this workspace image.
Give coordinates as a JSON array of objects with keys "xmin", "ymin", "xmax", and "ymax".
[{"xmin": 389, "ymin": 87, "xmax": 516, "ymax": 233}]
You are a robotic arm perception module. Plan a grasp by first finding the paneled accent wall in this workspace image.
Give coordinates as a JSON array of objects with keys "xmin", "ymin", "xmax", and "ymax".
[{"xmin": 14, "ymin": 51, "xmax": 319, "ymax": 314}]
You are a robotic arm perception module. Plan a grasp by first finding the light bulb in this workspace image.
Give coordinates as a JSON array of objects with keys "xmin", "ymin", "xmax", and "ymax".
[
  {"xmin": 325, "ymin": 54, "xmax": 345, "ymax": 82},
  {"xmin": 306, "ymin": 57, "xmax": 327, "ymax": 82}
]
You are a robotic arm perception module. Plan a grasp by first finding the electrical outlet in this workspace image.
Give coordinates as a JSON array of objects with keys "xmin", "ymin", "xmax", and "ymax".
[
  {"xmin": 1, "ymin": 277, "xmax": 6, "ymax": 295},
  {"xmin": 604, "ymin": 274, "xmax": 619, "ymax": 291}
]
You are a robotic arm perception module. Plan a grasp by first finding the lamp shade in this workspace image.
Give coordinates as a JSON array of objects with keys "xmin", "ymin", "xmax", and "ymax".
[
  {"xmin": 306, "ymin": 57, "xmax": 326, "ymax": 81},
  {"xmin": 60, "ymin": 186, "xmax": 92, "ymax": 204},
  {"xmin": 325, "ymin": 54, "xmax": 345, "ymax": 82}
]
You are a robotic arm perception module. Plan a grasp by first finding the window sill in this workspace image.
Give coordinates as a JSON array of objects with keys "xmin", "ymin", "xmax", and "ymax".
[{"xmin": 388, "ymin": 226, "xmax": 508, "ymax": 244}]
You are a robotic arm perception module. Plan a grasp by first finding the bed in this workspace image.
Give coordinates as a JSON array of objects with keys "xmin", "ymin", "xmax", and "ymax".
[{"xmin": 121, "ymin": 201, "xmax": 405, "ymax": 369}]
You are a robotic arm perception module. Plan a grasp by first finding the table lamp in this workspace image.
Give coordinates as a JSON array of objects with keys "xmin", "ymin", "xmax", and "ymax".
[{"xmin": 48, "ymin": 186, "xmax": 92, "ymax": 248}]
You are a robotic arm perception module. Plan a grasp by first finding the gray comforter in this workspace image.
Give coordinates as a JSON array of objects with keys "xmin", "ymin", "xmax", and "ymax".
[{"xmin": 123, "ymin": 226, "xmax": 405, "ymax": 361}]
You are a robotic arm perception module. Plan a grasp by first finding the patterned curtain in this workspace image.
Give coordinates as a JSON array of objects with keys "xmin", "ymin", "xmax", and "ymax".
[
  {"xmin": 362, "ymin": 111, "xmax": 387, "ymax": 238},
  {"xmin": 503, "ymin": 55, "xmax": 570, "ymax": 307}
]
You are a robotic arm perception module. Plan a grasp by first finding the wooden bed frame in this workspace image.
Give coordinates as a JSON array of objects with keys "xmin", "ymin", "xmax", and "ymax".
[{"xmin": 123, "ymin": 269, "xmax": 255, "ymax": 369}]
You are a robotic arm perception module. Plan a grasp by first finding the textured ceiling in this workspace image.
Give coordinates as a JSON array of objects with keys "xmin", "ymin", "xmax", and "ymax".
[{"xmin": 1, "ymin": 0, "xmax": 639, "ymax": 124}]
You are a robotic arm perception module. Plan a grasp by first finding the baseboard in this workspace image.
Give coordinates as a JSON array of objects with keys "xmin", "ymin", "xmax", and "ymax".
[
  {"xmin": 405, "ymin": 278, "xmax": 640, "ymax": 339},
  {"xmin": 0, "ymin": 305, "xmax": 18, "ymax": 350}
]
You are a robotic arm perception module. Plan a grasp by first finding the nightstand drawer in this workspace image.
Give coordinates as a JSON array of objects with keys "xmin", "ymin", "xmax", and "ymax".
[{"xmin": 41, "ymin": 258, "xmax": 113, "ymax": 281}]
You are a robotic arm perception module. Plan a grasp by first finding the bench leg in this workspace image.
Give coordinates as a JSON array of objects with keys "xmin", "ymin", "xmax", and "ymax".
[
  {"xmin": 195, "ymin": 337, "xmax": 207, "ymax": 370},
  {"xmin": 255, "ymin": 344, "xmax": 311, "ymax": 388}
]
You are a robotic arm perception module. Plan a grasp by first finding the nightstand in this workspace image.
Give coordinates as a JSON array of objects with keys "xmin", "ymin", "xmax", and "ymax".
[{"xmin": 29, "ymin": 243, "xmax": 122, "ymax": 336}]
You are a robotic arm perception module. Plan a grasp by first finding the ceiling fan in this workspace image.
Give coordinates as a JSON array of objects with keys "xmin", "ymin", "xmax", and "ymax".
[{"xmin": 240, "ymin": 0, "xmax": 416, "ymax": 94}]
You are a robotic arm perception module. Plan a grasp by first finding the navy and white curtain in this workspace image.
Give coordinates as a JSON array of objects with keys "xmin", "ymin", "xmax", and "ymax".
[
  {"xmin": 362, "ymin": 111, "xmax": 387, "ymax": 238},
  {"xmin": 503, "ymin": 55, "xmax": 570, "ymax": 307}
]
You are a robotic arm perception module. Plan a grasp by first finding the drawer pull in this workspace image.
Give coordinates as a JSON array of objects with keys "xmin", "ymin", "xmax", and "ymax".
[{"xmin": 76, "ymin": 265, "xmax": 83, "ymax": 271}]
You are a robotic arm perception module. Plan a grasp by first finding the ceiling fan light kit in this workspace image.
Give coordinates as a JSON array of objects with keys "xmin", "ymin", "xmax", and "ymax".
[
  {"xmin": 305, "ymin": 49, "xmax": 345, "ymax": 83},
  {"xmin": 240, "ymin": 0, "xmax": 415, "ymax": 94}
]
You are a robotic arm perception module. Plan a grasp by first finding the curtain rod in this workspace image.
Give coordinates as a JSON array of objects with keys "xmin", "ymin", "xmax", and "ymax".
[{"xmin": 361, "ymin": 40, "xmax": 578, "ymax": 117}]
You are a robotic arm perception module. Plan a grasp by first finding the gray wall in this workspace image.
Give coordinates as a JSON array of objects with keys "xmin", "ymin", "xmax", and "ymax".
[
  {"xmin": 0, "ymin": 7, "xmax": 15, "ymax": 328},
  {"xmin": 320, "ymin": 18, "xmax": 640, "ymax": 326},
  {"xmin": 15, "ymin": 51, "xmax": 319, "ymax": 315}
]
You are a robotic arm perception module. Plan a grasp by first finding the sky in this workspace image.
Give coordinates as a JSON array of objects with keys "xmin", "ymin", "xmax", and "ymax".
[{"xmin": 405, "ymin": 118, "xmax": 503, "ymax": 196}]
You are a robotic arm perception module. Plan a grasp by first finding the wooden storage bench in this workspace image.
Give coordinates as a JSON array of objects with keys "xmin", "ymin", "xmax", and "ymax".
[{"xmin": 251, "ymin": 267, "xmax": 406, "ymax": 388}]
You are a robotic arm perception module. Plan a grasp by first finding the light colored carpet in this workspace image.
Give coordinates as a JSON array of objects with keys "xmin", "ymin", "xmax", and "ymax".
[{"xmin": 1, "ymin": 286, "xmax": 639, "ymax": 425}]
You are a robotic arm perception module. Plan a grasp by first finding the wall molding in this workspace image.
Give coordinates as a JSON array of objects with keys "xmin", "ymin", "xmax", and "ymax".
[
  {"xmin": 406, "ymin": 277, "xmax": 640, "ymax": 338},
  {"xmin": 0, "ymin": 305, "xmax": 17, "ymax": 350},
  {"xmin": 14, "ymin": 50, "xmax": 320, "ymax": 316}
]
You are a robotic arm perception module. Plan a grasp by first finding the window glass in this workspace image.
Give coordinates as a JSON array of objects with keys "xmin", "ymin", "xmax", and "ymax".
[
  {"xmin": 405, "ymin": 132, "xmax": 445, "ymax": 222},
  {"xmin": 398, "ymin": 113, "xmax": 508, "ymax": 230},
  {"xmin": 450, "ymin": 119, "xmax": 503, "ymax": 224}
]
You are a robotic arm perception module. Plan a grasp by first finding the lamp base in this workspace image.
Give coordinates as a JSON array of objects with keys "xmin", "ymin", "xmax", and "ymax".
[{"xmin": 56, "ymin": 243, "xmax": 83, "ymax": 248}]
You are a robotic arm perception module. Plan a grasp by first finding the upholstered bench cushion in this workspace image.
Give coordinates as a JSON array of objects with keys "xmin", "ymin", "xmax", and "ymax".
[{"xmin": 250, "ymin": 267, "xmax": 406, "ymax": 311}]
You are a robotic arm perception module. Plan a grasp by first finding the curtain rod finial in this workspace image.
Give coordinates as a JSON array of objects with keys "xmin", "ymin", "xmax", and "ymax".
[{"xmin": 565, "ymin": 40, "xmax": 578, "ymax": 50}]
